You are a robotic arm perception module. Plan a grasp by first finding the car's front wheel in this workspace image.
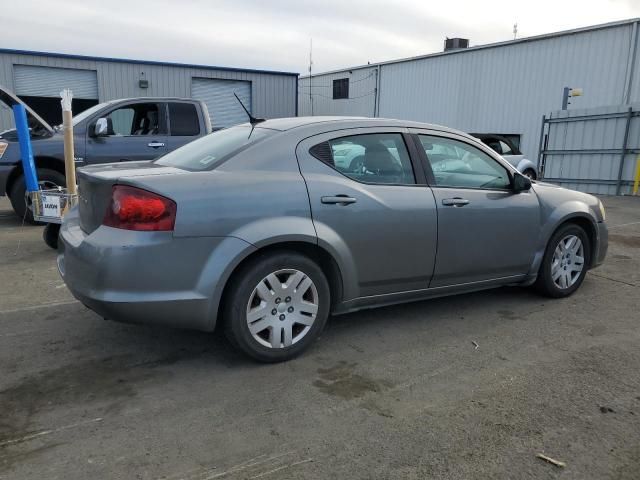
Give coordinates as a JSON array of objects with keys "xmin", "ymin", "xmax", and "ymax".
[
  {"xmin": 224, "ymin": 251, "xmax": 330, "ymax": 362},
  {"xmin": 535, "ymin": 223, "xmax": 591, "ymax": 298},
  {"xmin": 522, "ymin": 168, "xmax": 537, "ymax": 180}
]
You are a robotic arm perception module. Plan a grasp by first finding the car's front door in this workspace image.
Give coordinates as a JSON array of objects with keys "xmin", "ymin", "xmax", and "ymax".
[
  {"xmin": 85, "ymin": 101, "xmax": 168, "ymax": 164},
  {"xmin": 412, "ymin": 132, "xmax": 541, "ymax": 288},
  {"xmin": 296, "ymin": 128, "xmax": 438, "ymax": 301}
]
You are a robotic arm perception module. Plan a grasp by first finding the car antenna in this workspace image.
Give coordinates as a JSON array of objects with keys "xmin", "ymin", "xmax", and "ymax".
[{"xmin": 234, "ymin": 93, "xmax": 264, "ymax": 125}]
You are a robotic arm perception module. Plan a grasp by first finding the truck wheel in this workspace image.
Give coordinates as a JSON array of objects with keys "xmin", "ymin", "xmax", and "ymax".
[
  {"xmin": 9, "ymin": 169, "xmax": 66, "ymax": 224},
  {"xmin": 523, "ymin": 168, "xmax": 537, "ymax": 180},
  {"xmin": 224, "ymin": 251, "xmax": 330, "ymax": 362}
]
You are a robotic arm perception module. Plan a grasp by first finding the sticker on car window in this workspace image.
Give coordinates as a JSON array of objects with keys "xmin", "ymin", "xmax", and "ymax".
[{"xmin": 199, "ymin": 155, "xmax": 217, "ymax": 166}]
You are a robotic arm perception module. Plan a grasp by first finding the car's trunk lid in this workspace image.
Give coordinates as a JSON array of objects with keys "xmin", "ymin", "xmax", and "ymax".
[{"xmin": 77, "ymin": 161, "xmax": 187, "ymax": 234}]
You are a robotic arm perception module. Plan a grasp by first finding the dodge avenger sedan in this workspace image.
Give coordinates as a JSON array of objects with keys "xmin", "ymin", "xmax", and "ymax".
[{"xmin": 58, "ymin": 117, "xmax": 608, "ymax": 362}]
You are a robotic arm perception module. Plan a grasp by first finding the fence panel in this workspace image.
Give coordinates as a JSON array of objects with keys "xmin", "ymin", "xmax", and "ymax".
[{"xmin": 539, "ymin": 104, "xmax": 640, "ymax": 195}]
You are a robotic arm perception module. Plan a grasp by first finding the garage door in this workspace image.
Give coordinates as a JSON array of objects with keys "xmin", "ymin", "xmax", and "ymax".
[
  {"xmin": 14, "ymin": 65, "xmax": 98, "ymax": 99},
  {"xmin": 191, "ymin": 78, "xmax": 251, "ymax": 129}
]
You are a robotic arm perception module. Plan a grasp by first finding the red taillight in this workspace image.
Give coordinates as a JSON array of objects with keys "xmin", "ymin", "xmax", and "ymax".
[{"xmin": 103, "ymin": 185, "xmax": 176, "ymax": 231}]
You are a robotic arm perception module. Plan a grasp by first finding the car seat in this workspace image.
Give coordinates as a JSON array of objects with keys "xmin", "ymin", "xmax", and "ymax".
[
  {"xmin": 146, "ymin": 111, "xmax": 159, "ymax": 135},
  {"xmin": 363, "ymin": 143, "xmax": 403, "ymax": 182},
  {"xmin": 133, "ymin": 116, "xmax": 150, "ymax": 135}
]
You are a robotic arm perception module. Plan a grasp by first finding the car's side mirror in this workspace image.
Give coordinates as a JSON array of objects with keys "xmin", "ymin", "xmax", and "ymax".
[
  {"xmin": 513, "ymin": 172, "xmax": 532, "ymax": 193},
  {"xmin": 92, "ymin": 117, "xmax": 108, "ymax": 137}
]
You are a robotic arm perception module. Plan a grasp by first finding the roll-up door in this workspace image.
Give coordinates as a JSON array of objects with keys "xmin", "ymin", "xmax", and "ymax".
[
  {"xmin": 14, "ymin": 65, "xmax": 98, "ymax": 99},
  {"xmin": 191, "ymin": 78, "xmax": 251, "ymax": 129}
]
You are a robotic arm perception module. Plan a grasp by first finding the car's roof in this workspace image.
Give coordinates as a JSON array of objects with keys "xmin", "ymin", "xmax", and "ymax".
[
  {"xmin": 253, "ymin": 116, "xmax": 471, "ymax": 137},
  {"xmin": 109, "ymin": 97, "xmax": 198, "ymax": 103}
]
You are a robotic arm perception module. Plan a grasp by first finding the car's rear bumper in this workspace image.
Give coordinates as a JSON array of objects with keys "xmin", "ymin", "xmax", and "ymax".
[
  {"xmin": 58, "ymin": 208, "xmax": 255, "ymax": 331},
  {"xmin": 592, "ymin": 221, "xmax": 608, "ymax": 268}
]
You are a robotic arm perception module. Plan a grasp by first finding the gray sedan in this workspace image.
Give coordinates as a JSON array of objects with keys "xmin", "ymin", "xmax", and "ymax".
[{"xmin": 58, "ymin": 117, "xmax": 608, "ymax": 362}]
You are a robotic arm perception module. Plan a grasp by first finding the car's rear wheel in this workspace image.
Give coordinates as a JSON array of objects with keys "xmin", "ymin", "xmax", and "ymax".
[
  {"xmin": 522, "ymin": 168, "xmax": 537, "ymax": 180},
  {"xmin": 223, "ymin": 251, "xmax": 330, "ymax": 362},
  {"xmin": 535, "ymin": 223, "xmax": 590, "ymax": 298},
  {"xmin": 9, "ymin": 168, "xmax": 66, "ymax": 224}
]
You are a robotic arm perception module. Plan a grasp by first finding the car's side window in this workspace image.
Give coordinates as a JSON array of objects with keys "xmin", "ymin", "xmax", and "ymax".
[
  {"xmin": 310, "ymin": 133, "xmax": 415, "ymax": 185},
  {"xmin": 104, "ymin": 103, "xmax": 165, "ymax": 136},
  {"xmin": 418, "ymin": 135, "xmax": 511, "ymax": 190},
  {"xmin": 499, "ymin": 140, "xmax": 513, "ymax": 155},
  {"xmin": 168, "ymin": 103, "xmax": 200, "ymax": 136},
  {"xmin": 485, "ymin": 139, "xmax": 502, "ymax": 154}
]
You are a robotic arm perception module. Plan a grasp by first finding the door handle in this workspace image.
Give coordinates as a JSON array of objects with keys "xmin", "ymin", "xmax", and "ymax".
[
  {"xmin": 321, "ymin": 195, "xmax": 357, "ymax": 205},
  {"xmin": 442, "ymin": 197, "xmax": 470, "ymax": 207},
  {"xmin": 147, "ymin": 142, "xmax": 165, "ymax": 148}
]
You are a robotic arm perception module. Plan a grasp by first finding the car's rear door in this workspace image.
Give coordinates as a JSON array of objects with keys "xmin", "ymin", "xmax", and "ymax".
[
  {"xmin": 296, "ymin": 128, "xmax": 438, "ymax": 301},
  {"xmin": 411, "ymin": 130, "xmax": 540, "ymax": 288}
]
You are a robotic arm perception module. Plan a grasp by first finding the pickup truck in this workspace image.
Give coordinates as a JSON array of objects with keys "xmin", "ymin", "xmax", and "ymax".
[{"xmin": 0, "ymin": 86, "xmax": 211, "ymax": 222}]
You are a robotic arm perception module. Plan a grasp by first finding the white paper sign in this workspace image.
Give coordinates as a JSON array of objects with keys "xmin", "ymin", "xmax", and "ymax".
[{"xmin": 42, "ymin": 194, "xmax": 61, "ymax": 218}]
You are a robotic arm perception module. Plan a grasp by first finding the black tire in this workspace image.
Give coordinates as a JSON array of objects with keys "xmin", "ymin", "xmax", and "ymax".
[
  {"xmin": 43, "ymin": 223, "xmax": 61, "ymax": 250},
  {"xmin": 223, "ymin": 251, "xmax": 330, "ymax": 363},
  {"xmin": 9, "ymin": 168, "xmax": 66, "ymax": 224},
  {"xmin": 523, "ymin": 168, "xmax": 537, "ymax": 180},
  {"xmin": 535, "ymin": 223, "xmax": 591, "ymax": 298}
]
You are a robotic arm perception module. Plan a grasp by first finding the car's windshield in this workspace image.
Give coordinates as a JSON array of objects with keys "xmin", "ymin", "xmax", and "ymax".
[
  {"xmin": 71, "ymin": 102, "xmax": 116, "ymax": 126},
  {"xmin": 155, "ymin": 125, "xmax": 274, "ymax": 171}
]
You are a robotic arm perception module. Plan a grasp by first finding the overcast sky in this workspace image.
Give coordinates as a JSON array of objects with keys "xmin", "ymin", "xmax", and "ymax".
[{"xmin": 3, "ymin": 0, "xmax": 640, "ymax": 74}]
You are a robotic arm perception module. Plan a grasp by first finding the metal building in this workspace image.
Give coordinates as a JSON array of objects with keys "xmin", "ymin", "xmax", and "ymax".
[
  {"xmin": 0, "ymin": 49, "xmax": 298, "ymax": 132},
  {"xmin": 299, "ymin": 18, "xmax": 640, "ymax": 194}
]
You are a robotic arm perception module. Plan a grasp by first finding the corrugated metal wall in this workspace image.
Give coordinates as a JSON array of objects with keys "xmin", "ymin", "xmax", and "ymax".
[
  {"xmin": 0, "ymin": 51, "xmax": 297, "ymax": 131},
  {"xmin": 299, "ymin": 20, "xmax": 640, "ymax": 169},
  {"xmin": 299, "ymin": 67, "xmax": 378, "ymax": 117}
]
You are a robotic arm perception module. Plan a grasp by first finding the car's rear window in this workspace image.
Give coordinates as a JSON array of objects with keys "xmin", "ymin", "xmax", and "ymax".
[{"xmin": 155, "ymin": 125, "xmax": 274, "ymax": 171}]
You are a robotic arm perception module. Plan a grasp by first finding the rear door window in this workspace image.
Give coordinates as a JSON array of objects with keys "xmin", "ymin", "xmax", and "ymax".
[
  {"xmin": 310, "ymin": 133, "xmax": 415, "ymax": 185},
  {"xmin": 169, "ymin": 103, "xmax": 200, "ymax": 136}
]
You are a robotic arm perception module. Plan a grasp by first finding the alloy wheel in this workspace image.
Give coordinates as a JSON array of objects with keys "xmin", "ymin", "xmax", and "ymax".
[
  {"xmin": 551, "ymin": 234, "xmax": 585, "ymax": 289},
  {"xmin": 246, "ymin": 269, "xmax": 319, "ymax": 349}
]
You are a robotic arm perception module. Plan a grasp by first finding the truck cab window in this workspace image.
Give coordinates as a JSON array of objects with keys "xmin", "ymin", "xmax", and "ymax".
[
  {"xmin": 169, "ymin": 103, "xmax": 200, "ymax": 136},
  {"xmin": 105, "ymin": 103, "xmax": 165, "ymax": 136}
]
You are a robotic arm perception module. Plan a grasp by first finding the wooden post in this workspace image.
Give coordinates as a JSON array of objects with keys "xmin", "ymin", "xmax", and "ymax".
[{"xmin": 60, "ymin": 89, "xmax": 77, "ymax": 195}]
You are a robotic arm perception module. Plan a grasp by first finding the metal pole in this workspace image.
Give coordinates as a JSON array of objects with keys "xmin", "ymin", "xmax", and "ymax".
[
  {"xmin": 536, "ymin": 114, "xmax": 546, "ymax": 176},
  {"xmin": 309, "ymin": 39, "xmax": 313, "ymax": 117},
  {"xmin": 615, "ymin": 107, "xmax": 633, "ymax": 195},
  {"xmin": 373, "ymin": 67, "xmax": 378, "ymax": 117},
  {"xmin": 295, "ymin": 75, "xmax": 299, "ymax": 117},
  {"xmin": 561, "ymin": 87, "xmax": 570, "ymax": 110},
  {"xmin": 622, "ymin": 20, "xmax": 639, "ymax": 105}
]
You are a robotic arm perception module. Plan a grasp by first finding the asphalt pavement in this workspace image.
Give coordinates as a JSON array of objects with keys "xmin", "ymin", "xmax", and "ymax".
[{"xmin": 0, "ymin": 195, "xmax": 639, "ymax": 479}]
